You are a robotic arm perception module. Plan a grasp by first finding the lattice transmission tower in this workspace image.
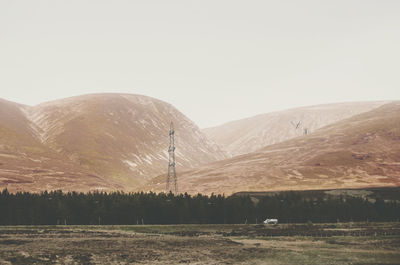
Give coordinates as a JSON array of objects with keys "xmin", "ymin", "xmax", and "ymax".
[{"xmin": 166, "ymin": 122, "xmax": 177, "ymax": 193}]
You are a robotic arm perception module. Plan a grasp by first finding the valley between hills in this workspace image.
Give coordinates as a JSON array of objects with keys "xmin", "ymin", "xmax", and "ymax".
[{"xmin": 0, "ymin": 94, "xmax": 398, "ymax": 194}]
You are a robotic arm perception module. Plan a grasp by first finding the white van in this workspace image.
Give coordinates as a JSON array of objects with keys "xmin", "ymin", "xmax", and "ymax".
[{"xmin": 263, "ymin": 218, "xmax": 278, "ymax": 224}]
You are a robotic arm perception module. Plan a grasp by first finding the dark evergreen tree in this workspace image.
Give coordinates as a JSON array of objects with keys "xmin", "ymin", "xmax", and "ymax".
[{"xmin": 0, "ymin": 189, "xmax": 399, "ymax": 225}]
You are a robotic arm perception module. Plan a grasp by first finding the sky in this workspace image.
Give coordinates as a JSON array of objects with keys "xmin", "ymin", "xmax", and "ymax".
[{"xmin": 0, "ymin": 0, "xmax": 399, "ymax": 128}]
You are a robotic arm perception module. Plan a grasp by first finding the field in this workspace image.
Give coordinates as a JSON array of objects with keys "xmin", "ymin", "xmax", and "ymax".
[{"xmin": 0, "ymin": 223, "xmax": 399, "ymax": 265}]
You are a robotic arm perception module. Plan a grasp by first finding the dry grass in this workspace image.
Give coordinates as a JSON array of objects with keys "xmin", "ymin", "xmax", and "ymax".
[
  {"xmin": 0, "ymin": 223, "xmax": 399, "ymax": 264},
  {"xmin": 163, "ymin": 102, "xmax": 400, "ymax": 195}
]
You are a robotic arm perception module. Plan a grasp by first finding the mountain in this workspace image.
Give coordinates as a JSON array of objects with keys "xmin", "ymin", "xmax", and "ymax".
[
  {"xmin": 148, "ymin": 102, "xmax": 400, "ymax": 195},
  {"xmin": 0, "ymin": 98, "xmax": 119, "ymax": 192},
  {"xmin": 204, "ymin": 101, "xmax": 387, "ymax": 157},
  {"xmin": 0, "ymin": 94, "xmax": 226, "ymax": 192}
]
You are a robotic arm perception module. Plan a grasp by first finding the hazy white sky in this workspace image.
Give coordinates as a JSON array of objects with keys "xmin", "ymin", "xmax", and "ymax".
[{"xmin": 0, "ymin": 0, "xmax": 399, "ymax": 128}]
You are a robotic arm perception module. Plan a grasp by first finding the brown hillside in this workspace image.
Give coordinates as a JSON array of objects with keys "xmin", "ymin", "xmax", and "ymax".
[
  {"xmin": 0, "ymin": 99, "xmax": 120, "ymax": 192},
  {"xmin": 0, "ymin": 94, "xmax": 226, "ymax": 192},
  {"xmin": 149, "ymin": 102, "xmax": 400, "ymax": 195},
  {"xmin": 204, "ymin": 101, "xmax": 387, "ymax": 156}
]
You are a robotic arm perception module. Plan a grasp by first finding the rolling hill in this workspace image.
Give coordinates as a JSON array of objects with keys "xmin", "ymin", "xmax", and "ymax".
[
  {"xmin": 0, "ymin": 94, "xmax": 226, "ymax": 192},
  {"xmin": 204, "ymin": 101, "xmax": 387, "ymax": 157},
  {"xmin": 148, "ymin": 102, "xmax": 400, "ymax": 195},
  {"xmin": 0, "ymin": 98, "xmax": 120, "ymax": 192}
]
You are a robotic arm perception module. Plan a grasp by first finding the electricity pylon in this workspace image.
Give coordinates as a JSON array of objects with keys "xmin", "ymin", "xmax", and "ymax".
[{"xmin": 166, "ymin": 122, "xmax": 177, "ymax": 193}]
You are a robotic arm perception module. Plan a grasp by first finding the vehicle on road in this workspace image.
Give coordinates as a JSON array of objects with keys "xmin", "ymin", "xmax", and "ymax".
[{"xmin": 263, "ymin": 218, "xmax": 278, "ymax": 224}]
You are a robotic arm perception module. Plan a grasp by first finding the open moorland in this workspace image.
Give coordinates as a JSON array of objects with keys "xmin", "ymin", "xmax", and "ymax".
[{"xmin": 0, "ymin": 222, "xmax": 399, "ymax": 265}]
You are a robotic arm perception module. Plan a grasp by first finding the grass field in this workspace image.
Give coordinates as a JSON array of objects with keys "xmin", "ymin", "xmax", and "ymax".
[{"xmin": 0, "ymin": 222, "xmax": 399, "ymax": 264}]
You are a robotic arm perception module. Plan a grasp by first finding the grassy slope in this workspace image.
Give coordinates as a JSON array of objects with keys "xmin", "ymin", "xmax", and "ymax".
[
  {"xmin": 204, "ymin": 101, "xmax": 387, "ymax": 156},
  {"xmin": 0, "ymin": 99, "xmax": 121, "ymax": 192},
  {"xmin": 31, "ymin": 94, "xmax": 226, "ymax": 190},
  {"xmin": 149, "ymin": 102, "xmax": 400, "ymax": 195}
]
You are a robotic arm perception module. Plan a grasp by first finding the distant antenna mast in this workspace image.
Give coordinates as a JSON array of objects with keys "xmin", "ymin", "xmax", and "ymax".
[{"xmin": 166, "ymin": 122, "xmax": 177, "ymax": 193}]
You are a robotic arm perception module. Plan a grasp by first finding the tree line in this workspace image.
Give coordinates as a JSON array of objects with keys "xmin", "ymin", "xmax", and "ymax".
[{"xmin": 0, "ymin": 189, "xmax": 398, "ymax": 225}]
